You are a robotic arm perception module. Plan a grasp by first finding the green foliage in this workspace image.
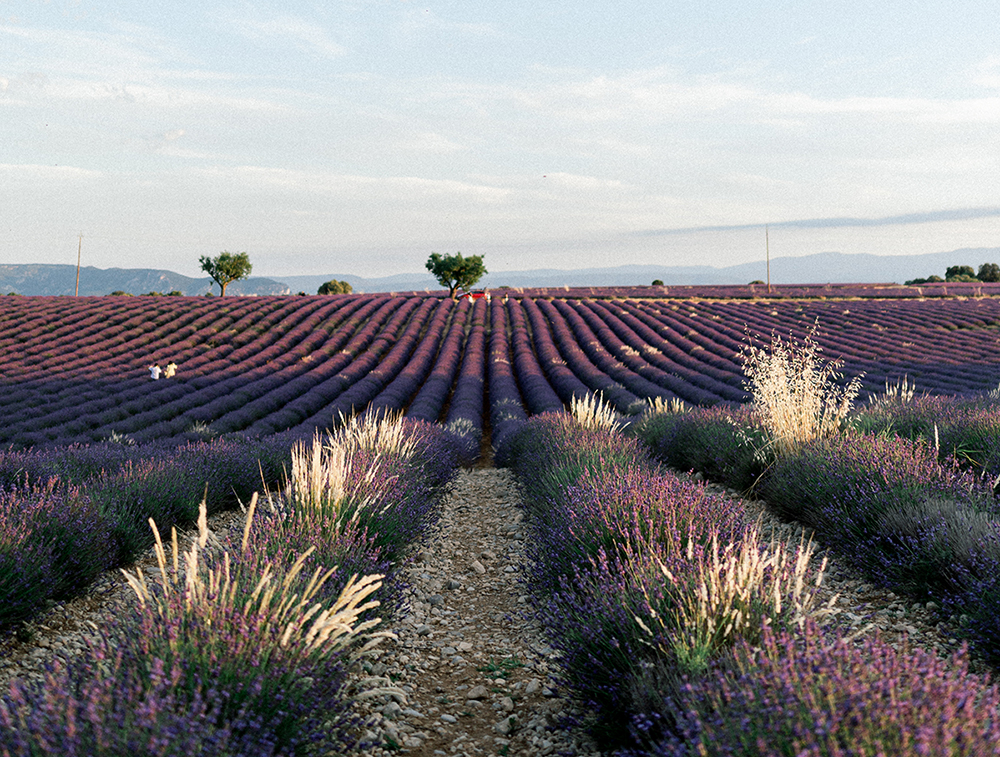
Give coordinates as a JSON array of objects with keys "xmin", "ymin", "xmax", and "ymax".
[
  {"xmin": 318, "ymin": 279, "xmax": 353, "ymax": 295},
  {"xmin": 425, "ymin": 251, "xmax": 487, "ymax": 299},
  {"xmin": 199, "ymin": 251, "xmax": 252, "ymax": 297},
  {"xmin": 108, "ymin": 291, "xmax": 133, "ymax": 296},
  {"xmin": 905, "ymin": 275, "xmax": 943, "ymax": 285},
  {"xmin": 946, "ymin": 264, "xmax": 976, "ymax": 280},
  {"xmin": 651, "ymin": 279, "xmax": 664, "ymax": 286},
  {"xmin": 979, "ymin": 262, "xmax": 1000, "ymax": 282}
]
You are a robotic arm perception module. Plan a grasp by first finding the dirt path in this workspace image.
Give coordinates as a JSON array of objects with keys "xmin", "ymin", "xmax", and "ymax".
[{"xmin": 345, "ymin": 467, "xmax": 602, "ymax": 757}]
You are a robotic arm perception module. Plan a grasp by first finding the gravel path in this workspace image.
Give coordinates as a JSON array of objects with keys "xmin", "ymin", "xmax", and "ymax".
[{"xmin": 345, "ymin": 467, "xmax": 603, "ymax": 757}]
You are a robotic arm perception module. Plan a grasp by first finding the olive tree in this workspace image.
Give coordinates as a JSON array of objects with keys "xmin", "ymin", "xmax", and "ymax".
[
  {"xmin": 199, "ymin": 251, "xmax": 252, "ymax": 297},
  {"xmin": 425, "ymin": 252, "xmax": 487, "ymax": 300}
]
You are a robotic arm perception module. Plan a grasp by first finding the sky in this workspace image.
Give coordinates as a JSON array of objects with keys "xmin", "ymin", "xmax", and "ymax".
[{"xmin": 2, "ymin": 0, "xmax": 999, "ymax": 280}]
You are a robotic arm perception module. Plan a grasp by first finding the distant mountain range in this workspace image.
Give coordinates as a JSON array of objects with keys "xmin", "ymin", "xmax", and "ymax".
[
  {"xmin": 281, "ymin": 247, "xmax": 1000, "ymax": 293},
  {"xmin": 2, "ymin": 247, "xmax": 998, "ymax": 296},
  {"xmin": 0, "ymin": 265, "xmax": 290, "ymax": 296}
]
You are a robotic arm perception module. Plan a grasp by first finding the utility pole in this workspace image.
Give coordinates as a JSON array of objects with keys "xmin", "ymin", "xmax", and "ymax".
[
  {"xmin": 75, "ymin": 233, "xmax": 82, "ymax": 296},
  {"xmin": 765, "ymin": 225, "xmax": 771, "ymax": 294}
]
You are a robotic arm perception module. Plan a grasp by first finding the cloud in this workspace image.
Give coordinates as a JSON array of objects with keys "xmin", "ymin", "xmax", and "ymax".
[
  {"xmin": 398, "ymin": 8, "xmax": 500, "ymax": 39},
  {"xmin": 638, "ymin": 207, "xmax": 1000, "ymax": 236},
  {"xmin": 225, "ymin": 11, "xmax": 346, "ymax": 59}
]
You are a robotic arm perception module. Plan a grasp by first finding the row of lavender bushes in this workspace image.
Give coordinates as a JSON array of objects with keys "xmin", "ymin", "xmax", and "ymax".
[
  {"xmin": 499, "ymin": 407, "xmax": 1000, "ymax": 755},
  {"xmin": 0, "ymin": 433, "xmax": 302, "ymax": 632},
  {"xmin": 634, "ymin": 391, "xmax": 1000, "ymax": 669},
  {"xmin": 0, "ymin": 414, "xmax": 459, "ymax": 755}
]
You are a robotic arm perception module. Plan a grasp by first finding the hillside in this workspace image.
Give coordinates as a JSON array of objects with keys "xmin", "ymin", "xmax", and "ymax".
[{"xmin": 0, "ymin": 264, "xmax": 290, "ymax": 296}]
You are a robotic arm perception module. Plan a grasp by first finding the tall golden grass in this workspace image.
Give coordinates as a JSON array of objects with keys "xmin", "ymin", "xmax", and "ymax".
[{"xmin": 740, "ymin": 326, "xmax": 863, "ymax": 458}]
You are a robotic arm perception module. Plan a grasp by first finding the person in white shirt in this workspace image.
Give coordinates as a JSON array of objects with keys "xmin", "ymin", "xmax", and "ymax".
[{"xmin": 149, "ymin": 364, "xmax": 162, "ymax": 380}]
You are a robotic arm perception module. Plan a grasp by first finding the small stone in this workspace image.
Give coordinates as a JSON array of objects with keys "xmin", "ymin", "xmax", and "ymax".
[
  {"xmin": 440, "ymin": 714, "xmax": 457, "ymax": 724},
  {"xmin": 466, "ymin": 685, "xmax": 489, "ymax": 700},
  {"xmin": 470, "ymin": 560, "xmax": 486, "ymax": 575},
  {"xmin": 524, "ymin": 678, "xmax": 541, "ymax": 695},
  {"xmin": 457, "ymin": 641, "xmax": 474, "ymax": 652},
  {"xmin": 416, "ymin": 624, "xmax": 432, "ymax": 636},
  {"xmin": 428, "ymin": 595, "xmax": 444, "ymax": 607},
  {"xmin": 382, "ymin": 701, "xmax": 402, "ymax": 718},
  {"xmin": 500, "ymin": 696, "xmax": 514, "ymax": 712},
  {"xmin": 446, "ymin": 579, "xmax": 462, "ymax": 590},
  {"xmin": 494, "ymin": 715, "xmax": 516, "ymax": 735}
]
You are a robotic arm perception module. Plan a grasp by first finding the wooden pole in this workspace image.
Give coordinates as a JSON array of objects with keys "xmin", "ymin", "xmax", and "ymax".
[
  {"xmin": 75, "ymin": 233, "xmax": 82, "ymax": 296},
  {"xmin": 765, "ymin": 225, "xmax": 771, "ymax": 294}
]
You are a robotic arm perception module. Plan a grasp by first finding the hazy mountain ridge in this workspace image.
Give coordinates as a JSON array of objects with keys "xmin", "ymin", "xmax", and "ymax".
[
  {"xmin": 0, "ymin": 265, "xmax": 291, "ymax": 296},
  {"xmin": 281, "ymin": 248, "xmax": 1000, "ymax": 293},
  {"xmin": 2, "ymin": 248, "xmax": 998, "ymax": 296}
]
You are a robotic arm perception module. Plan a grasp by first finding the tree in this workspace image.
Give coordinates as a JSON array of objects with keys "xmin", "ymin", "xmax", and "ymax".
[
  {"xmin": 425, "ymin": 252, "xmax": 487, "ymax": 300},
  {"xmin": 979, "ymin": 263, "xmax": 1000, "ymax": 282},
  {"xmin": 199, "ymin": 251, "xmax": 252, "ymax": 297},
  {"xmin": 651, "ymin": 279, "xmax": 664, "ymax": 286},
  {"xmin": 318, "ymin": 279, "xmax": 353, "ymax": 295},
  {"xmin": 945, "ymin": 264, "xmax": 976, "ymax": 282}
]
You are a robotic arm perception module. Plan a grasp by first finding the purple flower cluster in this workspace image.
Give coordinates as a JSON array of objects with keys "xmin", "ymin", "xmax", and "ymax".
[
  {"xmin": 0, "ymin": 478, "xmax": 114, "ymax": 628},
  {"xmin": 646, "ymin": 619, "xmax": 1000, "ymax": 756},
  {"xmin": 0, "ymin": 435, "xmax": 299, "ymax": 636}
]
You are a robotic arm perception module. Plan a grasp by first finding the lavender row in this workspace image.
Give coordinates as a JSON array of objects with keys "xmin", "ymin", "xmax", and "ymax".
[
  {"xmin": 505, "ymin": 297, "xmax": 564, "ymax": 415},
  {"xmin": 444, "ymin": 297, "xmax": 489, "ymax": 462},
  {"xmin": 487, "ymin": 298, "xmax": 528, "ymax": 456},
  {"xmin": 533, "ymin": 298, "xmax": 643, "ymax": 412},
  {"xmin": 0, "ymin": 434, "xmax": 298, "ymax": 631},
  {"xmin": 0, "ymin": 418, "xmax": 461, "ymax": 755},
  {"xmin": 405, "ymin": 297, "xmax": 473, "ymax": 422},
  {"xmin": 502, "ymin": 414, "xmax": 1000, "ymax": 755},
  {"xmin": 636, "ymin": 400, "xmax": 1000, "ymax": 669}
]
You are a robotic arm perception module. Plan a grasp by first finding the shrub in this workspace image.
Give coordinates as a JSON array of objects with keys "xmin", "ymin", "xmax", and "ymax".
[{"xmin": 653, "ymin": 620, "xmax": 1000, "ymax": 757}]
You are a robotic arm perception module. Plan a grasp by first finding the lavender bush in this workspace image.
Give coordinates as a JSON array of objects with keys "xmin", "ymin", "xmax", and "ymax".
[{"xmin": 647, "ymin": 620, "xmax": 1000, "ymax": 757}]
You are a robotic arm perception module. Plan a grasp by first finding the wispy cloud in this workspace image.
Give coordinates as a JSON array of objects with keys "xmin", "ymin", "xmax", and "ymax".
[
  {"xmin": 638, "ymin": 207, "xmax": 1000, "ymax": 236},
  {"xmin": 224, "ymin": 11, "xmax": 346, "ymax": 59}
]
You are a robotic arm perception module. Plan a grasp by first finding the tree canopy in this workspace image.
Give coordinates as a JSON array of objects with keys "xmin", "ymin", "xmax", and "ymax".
[
  {"xmin": 199, "ymin": 251, "xmax": 252, "ymax": 297},
  {"xmin": 425, "ymin": 252, "xmax": 487, "ymax": 299},
  {"xmin": 979, "ymin": 263, "xmax": 1000, "ymax": 282},
  {"xmin": 318, "ymin": 279, "xmax": 353, "ymax": 295}
]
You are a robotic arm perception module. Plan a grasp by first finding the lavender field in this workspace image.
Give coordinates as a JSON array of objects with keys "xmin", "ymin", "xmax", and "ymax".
[
  {"xmin": 2, "ymin": 291, "xmax": 1000, "ymax": 451},
  {"xmin": 4, "ymin": 289, "xmax": 1000, "ymax": 755}
]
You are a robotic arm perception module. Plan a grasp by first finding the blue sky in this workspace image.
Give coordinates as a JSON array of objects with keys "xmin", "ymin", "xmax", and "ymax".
[{"xmin": 2, "ymin": 0, "xmax": 999, "ymax": 279}]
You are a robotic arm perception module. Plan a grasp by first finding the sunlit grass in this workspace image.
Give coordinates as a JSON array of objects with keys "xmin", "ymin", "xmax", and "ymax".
[
  {"xmin": 740, "ymin": 324, "xmax": 863, "ymax": 459},
  {"xmin": 635, "ymin": 525, "xmax": 838, "ymax": 675}
]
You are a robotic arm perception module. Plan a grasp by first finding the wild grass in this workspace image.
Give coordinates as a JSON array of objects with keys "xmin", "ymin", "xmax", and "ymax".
[
  {"xmin": 119, "ymin": 494, "xmax": 391, "ymax": 749},
  {"xmin": 635, "ymin": 525, "xmax": 838, "ymax": 675},
  {"xmin": 644, "ymin": 395, "xmax": 687, "ymax": 416},
  {"xmin": 568, "ymin": 392, "xmax": 621, "ymax": 432},
  {"xmin": 866, "ymin": 374, "xmax": 917, "ymax": 409},
  {"xmin": 740, "ymin": 325, "xmax": 863, "ymax": 459}
]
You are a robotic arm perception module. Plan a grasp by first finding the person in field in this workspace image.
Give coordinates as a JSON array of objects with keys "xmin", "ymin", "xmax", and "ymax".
[
  {"xmin": 149, "ymin": 364, "xmax": 162, "ymax": 380},
  {"xmin": 164, "ymin": 362, "xmax": 177, "ymax": 378}
]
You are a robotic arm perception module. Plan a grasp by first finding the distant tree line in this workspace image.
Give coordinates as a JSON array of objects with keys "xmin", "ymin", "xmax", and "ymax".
[{"xmin": 907, "ymin": 263, "xmax": 1000, "ymax": 285}]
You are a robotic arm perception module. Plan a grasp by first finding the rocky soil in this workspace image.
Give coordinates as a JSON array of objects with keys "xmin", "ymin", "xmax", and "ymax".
[{"xmin": 0, "ymin": 465, "xmax": 987, "ymax": 754}]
